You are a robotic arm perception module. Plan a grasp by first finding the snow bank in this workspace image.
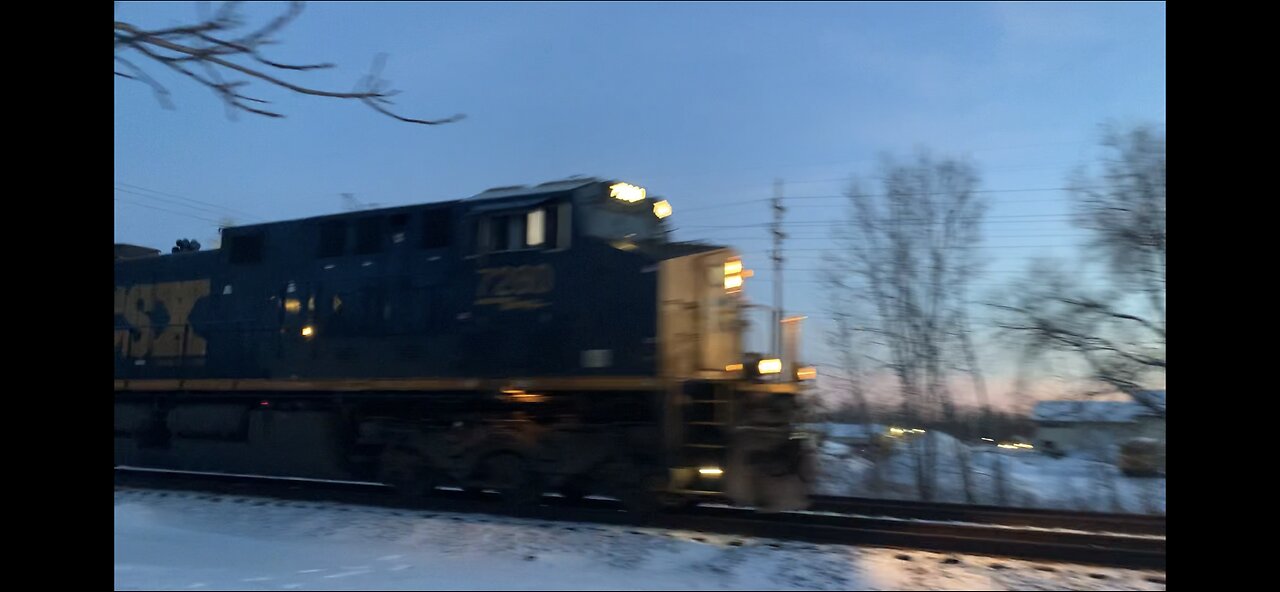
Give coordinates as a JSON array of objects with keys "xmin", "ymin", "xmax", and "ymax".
[
  {"xmin": 813, "ymin": 432, "xmax": 1166, "ymax": 514},
  {"xmin": 114, "ymin": 488, "xmax": 1165, "ymax": 591}
]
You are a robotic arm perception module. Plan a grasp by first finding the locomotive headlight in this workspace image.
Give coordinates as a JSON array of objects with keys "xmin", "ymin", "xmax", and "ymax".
[
  {"xmin": 758, "ymin": 358, "xmax": 782, "ymax": 374},
  {"xmin": 609, "ymin": 182, "xmax": 646, "ymax": 203},
  {"xmin": 301, "ymin": 325, "xmax": 315, "ymax": 338},
  {"xmin": 652, "ymin": 199, "xmax": 672, "ymax": 219},
  {"xmin": 698, "ymin": 467, "xmax": 723, "ymax": 477}
]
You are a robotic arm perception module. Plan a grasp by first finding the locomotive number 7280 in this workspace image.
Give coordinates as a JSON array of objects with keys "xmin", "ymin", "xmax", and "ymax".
[{"xmin": 475, "ymin": 265, "xmax": 555, "ymax": 298}]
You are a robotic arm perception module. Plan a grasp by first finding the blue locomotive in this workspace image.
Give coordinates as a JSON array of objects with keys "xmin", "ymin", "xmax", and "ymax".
[{"xmin": 114, "ymin": 178, "xmax": 813, "ymax": 511}]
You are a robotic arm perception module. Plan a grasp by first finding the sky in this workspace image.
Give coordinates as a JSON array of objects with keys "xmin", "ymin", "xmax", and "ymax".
[{"xmin": 114, "ymin": 1, "xmax": 1166, "ymax": 409}]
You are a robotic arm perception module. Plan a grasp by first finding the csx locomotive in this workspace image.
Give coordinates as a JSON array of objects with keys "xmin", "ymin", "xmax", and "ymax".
[{"xmin": 114, "ymin": 178, "xmax": 813, "ymax": 511}]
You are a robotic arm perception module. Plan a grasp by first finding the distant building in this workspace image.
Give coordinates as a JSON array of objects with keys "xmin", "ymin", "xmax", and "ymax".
[{"xmin": 1031, "ymin": 391, "xmax": 1165, "ymax": 461}]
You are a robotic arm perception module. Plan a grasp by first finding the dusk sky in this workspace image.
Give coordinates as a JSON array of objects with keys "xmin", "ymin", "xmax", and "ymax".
[{"xmin": 114, "ymin": 2, "xmax": 1166, "ymax": 409}]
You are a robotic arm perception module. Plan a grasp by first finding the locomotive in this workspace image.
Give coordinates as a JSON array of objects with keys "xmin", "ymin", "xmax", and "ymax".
[{"xmin": 114, "ymin": 178, "xmax": 814, "ymax": 512}]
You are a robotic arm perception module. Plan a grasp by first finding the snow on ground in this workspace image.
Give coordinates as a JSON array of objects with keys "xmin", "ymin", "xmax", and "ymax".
[
  {"xmin": 115, "ymin": 488, "xmax": 1165, "ymax": 591},
  {"xmin": 813, "ymin": 432, "xmax": 1166, "ymax": 515}
]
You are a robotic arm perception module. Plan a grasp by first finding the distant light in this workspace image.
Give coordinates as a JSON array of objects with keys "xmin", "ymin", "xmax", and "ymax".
[
  {"xmin": 284, "ymin": 298, "xmax": 301, "ymax": 313},
  {"xmin": 259, "ymin": 400, "xmax": 270, "ymax": 407},
  {"xmin": 698, "ymin": 467, "xmax": 723, "ymax": 477},
  {"xmin": 758, "ymin": 358, "xmax": 782, "ymax": 374},
  {"xmin": 797, "ymin": 366, "xmax": 817, "ymax": 380},
  {"xmin": 981, "ymin": 438, "xmax": 994, "ymax": 442},
  {"xmin": 301, "ymin": 325, "xmax": 314, "ymax": 337},
  {"xmin": 653, "ymin": 200, "xmax": 672, "ymax": 219},
  {"xmin": 609, "ymin": 182, "xmax": 646, "ymax": 203},
  {"xmin": 725, "ymin": 363, "xmax": 744, "ymax": 372}
]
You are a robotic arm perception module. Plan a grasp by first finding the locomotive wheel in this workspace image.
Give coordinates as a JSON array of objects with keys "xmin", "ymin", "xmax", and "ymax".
[
  {"xmin": 558, "ymin": 485, "xmax": 586, "ymax": 503},
  {"xmin": 480, "ymin": 453, "xmax": 542, "ymax": 512},
  {"xmin": 379, "ymin": 446, "xmax": 435, "ymax": 499},
  {"xmin": 557, "ymin": 475, "xmax": 592, "ymax": 503},
  {"xmin": 611, "ymin": 469, "xmax": 684, "ymax": 517}
]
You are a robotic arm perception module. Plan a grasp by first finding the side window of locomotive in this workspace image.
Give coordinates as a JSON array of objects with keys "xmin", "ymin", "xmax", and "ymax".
[
  {"xmin": 354, "ymin": 217, "xmax": 384, "ymax": 255},
  {"xmin": 472, "ymin": 206, "xmax": 565, "ymax": 254},
  {"xmin": 317, "ymin": 220, "xmax": 347, "ymax": 258},
  {"xmin": 227, "ymin": 232, "xmax": 264, "ymax": 265},
  {"xmin": 525, "ymin": 208, "xmax": 547, "ymax": 247},
  {"xmin": 389, "ymin": 213, "xmax": 409, "ymax": 245},
  {"xmin": 421, "ymin": 209, "xmax": 452, "ymax": 249},
  {"xmin": 492, "ymin": 214, "xmax": 523, "ymax": 251}
]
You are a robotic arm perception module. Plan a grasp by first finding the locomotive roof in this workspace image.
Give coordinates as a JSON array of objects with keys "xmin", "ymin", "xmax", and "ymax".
[{"xmin": 222, "ymin": 177, "xmax": 611, "ymax": 236}]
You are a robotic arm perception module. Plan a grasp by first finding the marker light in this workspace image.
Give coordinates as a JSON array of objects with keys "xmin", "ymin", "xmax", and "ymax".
[{"xmin": 724, "ymin": 257, "xmax": 744, "ymax": 293}]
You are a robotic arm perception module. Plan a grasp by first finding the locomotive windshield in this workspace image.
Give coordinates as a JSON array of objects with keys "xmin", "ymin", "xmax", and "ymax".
[
  {"xmin": 581, "ymin": 182, "xmax": 669, "ymax": 244},
  {"xmin": 583, "ymin": 206, "xmax": 666, "ymax": 243}
]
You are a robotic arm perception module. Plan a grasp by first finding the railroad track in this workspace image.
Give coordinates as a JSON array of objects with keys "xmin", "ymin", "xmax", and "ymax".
[
  {"xmin": 809, "ymin": 495, "xmax": 1166, "ymax": 536},
  {"xmin": 114, "ymin": 467, "xmax": 1165, "ymax": 571}
]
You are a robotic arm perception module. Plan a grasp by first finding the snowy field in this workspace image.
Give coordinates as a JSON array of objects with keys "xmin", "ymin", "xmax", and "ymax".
[
  {"xmin": 814, "ymin": 432, "xmax": 1167, "ymax": 515},
  {"xmin": 115, "ymin": 487, "xmax": 1165, "ymax": 591}
]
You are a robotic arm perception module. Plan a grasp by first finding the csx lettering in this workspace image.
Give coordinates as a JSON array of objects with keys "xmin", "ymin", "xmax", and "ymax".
[
  {"xmin": 476, "ymin": 265, "xmax": 554, "ymax": 298},
  {"xmin": 113, "ymin": 280, "xmax": 211, "ymax": 358}
]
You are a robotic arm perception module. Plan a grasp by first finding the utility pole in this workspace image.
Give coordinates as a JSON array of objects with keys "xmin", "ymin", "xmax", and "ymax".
[{"xmin": 771, "ymin": 179, "xmax": 786, "ymax": 356}]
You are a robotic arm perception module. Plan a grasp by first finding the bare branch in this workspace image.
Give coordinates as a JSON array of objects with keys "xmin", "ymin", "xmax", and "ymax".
[
  {"xmin": 114, "ymin": 56, "xmax": 173, "ymax": 109},
  {"xmin": 114, "ymin": 2, "xmax": 462, "ymax": 125}
]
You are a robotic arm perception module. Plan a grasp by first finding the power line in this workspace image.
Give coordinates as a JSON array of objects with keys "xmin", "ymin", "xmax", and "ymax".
[
  {"xmin": 691, "ymin": 233, "xmax": 1091, "ymax": 241},
  {"xmin": 680, "ymin": 215, "xmax": 1079, "ymax": 230},
  {"xmin": 743, "ymin": 278, "xmax": 1110, "ymax": 287},
  {"xmin": 674, "ymin": 185, "xmax": 1102, "ymax": 214},
  {"xmin": 651, "ymin": 141, "xmax": 1097, "ymax": 187},
  {"xmin": 114, "ymin": 197, "xmax": 226, "ymax": 224},
  {"xmin": 732, "ymin": 244, "xmax": 1080, "ymax": 252},
  {"xmin": 114, "ymin": 182, "xmax": 263, "ymax": 221},
  {"xmin": 114, "ymin": 187, "xmax": 244, "ymax": 221}
]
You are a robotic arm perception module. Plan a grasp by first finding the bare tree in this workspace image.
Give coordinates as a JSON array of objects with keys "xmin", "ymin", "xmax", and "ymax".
[
  {"xmin": 821, "ymin": 269, "xmax": 871, "ymax": 423},
  {"xmin": 996, "ymin": 124, "xmax": 1165, "ymax": 399},
  {"xmin": 826, "ymin": 151, "xmax": 988, "ymax": 500},
  {"xmin": 114, "ymin": 2, "xmax": 463, "ymax": 125}
]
